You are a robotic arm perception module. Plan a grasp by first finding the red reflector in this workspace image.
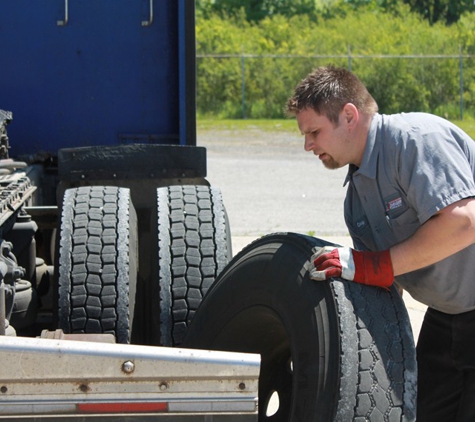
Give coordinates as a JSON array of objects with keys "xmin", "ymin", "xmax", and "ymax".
[{"xmin": 78, "ymin": 402, "xmax": 168, "ymax": 413}]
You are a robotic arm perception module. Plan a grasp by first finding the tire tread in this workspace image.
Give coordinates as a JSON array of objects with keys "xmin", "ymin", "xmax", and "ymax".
[
  {"xmin": 57, "ymin": 186, "xmax": 137, "ymax": 343},
  {"xmin": 157, "ymin": 185, "xmax": 231, "ymax": 346}
]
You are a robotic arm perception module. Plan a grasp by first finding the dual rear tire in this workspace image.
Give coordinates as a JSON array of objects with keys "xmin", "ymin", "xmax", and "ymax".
[{"xmin": 56, "ymin": 185, "xmax": 231, "ymax": 345}]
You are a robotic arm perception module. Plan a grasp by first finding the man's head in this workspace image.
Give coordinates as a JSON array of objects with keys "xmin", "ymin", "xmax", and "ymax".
[{"xmin": 286, "ymin": 66, "xmax": 378, "ymax": 125}]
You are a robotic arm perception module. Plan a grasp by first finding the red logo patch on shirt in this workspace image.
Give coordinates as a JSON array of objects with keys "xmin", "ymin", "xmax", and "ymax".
[{"xmin": 386, "ymin": 197, "xmax": 403, "ymax": 212}]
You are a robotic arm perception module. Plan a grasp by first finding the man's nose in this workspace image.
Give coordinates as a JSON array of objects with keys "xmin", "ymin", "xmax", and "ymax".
[{"xmin": 304, "ymin": 135, "xmax": 314, "ymax": 152}]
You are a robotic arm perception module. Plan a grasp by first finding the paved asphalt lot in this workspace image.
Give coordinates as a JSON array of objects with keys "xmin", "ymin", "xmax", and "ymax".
[
  {"xmin": 198, "ymin": 125, "xmax": 427, "ymax": 342},
  {"xmin": 199, "ymin": 125, "xmax": 348, "ymax": 237}
]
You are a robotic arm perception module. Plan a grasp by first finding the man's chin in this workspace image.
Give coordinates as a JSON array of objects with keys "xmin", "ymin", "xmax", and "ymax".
[{"xmin": 321, "ymin": 158, "xmax": 341, "ymax": 170}]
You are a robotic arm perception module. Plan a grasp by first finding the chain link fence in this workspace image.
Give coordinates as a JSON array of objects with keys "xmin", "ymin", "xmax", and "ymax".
[{"xmin": 197, "ymin": 53, "xmax": 475, "ymax": 120}]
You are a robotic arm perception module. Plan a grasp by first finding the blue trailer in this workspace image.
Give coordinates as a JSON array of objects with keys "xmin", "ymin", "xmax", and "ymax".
[{"xmin": 2, "ymin": 0, "xmax": 196, "ymax": 154}]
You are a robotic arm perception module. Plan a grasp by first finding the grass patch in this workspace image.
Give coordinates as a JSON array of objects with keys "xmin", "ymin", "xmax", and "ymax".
[
  {"xmin": 199, "ymin": 118, "xmax": 475, "ymax": 140},
  {"xmin": 452, "ymin": 120, "xmax": 475, "ymax": 139},
  {"xmin": 197, "ymin": 118, "xmax": 298, "ymax": 133}
]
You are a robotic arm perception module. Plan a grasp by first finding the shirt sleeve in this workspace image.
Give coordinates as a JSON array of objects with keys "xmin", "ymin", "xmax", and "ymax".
[{"xmin": 394, "ymin": 125, "xmax": 475, "ymax": 225}]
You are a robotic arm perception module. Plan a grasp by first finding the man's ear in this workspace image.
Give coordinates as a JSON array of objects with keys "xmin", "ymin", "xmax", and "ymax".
[{"xmin": 341, "ymin": 103, "xmax": 359, "ymax": 129}]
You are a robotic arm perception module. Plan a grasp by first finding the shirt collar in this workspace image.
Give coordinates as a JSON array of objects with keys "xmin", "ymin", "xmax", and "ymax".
[{"xmin": 344, "ymin": 113, "xmax": 381, "ymax": 186}]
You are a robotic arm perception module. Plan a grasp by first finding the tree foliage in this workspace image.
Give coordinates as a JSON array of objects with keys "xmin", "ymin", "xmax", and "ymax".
[
  {"xmin": 403, "ymin": 0, "xmax": 475, "ymax": 25},
  {"xmin": 196, "ymin": 6, "xmax": 475, "ymax": 119},
  {"xmin": 196, "ymin": 0, "xmax": 318, "ymax": 22},
  {"xmin": 196, "ymin": 0, "xmax": 475, "ymax": 26}
]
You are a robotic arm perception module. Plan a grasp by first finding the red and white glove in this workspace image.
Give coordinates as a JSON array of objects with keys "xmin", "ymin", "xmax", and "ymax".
[{"xmin": 310, "ymin": 246, "xmax": 394, "ymax": 288}]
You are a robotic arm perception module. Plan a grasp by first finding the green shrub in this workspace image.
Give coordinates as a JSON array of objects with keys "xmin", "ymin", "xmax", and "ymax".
[{"xmin": 196, "ymin": 8, "xmax": 475, "ymax": 119}]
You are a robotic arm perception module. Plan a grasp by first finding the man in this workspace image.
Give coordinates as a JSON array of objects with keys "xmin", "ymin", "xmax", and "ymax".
[{"xmin": 286, "ymin": 65, "xmax": 475, "ymax": 421}]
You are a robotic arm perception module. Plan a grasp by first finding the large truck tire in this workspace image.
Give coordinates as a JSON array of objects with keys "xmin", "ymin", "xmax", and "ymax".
[
  {"xmin": 57, "ymin": 186, "xmax": 138, "ymax": 344},
  {"xmin": 183, "ymin": 233, "xmax": 417, "ymax": 422},
  {"xmin": 155, "ymin": 185, "xmax": 232, "ymax": 346}
]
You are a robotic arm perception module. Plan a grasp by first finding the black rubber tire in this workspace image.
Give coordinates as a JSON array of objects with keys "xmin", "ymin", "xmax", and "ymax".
[
  {"xmin": 156, "ymin": 185, "xmax": 232, "ymax": 346},
  {"xmin": 183, "ymin": 233, "xmax": 417, "ymax": 422},
  {"xmin": 57, "ymin": 186, "xmax": 138, "ymax": 344}
]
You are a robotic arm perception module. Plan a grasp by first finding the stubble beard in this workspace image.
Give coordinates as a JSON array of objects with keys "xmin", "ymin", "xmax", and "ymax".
[{"xmin": 321, "ymin": 154, "xmax": 341, "ymax": 170}]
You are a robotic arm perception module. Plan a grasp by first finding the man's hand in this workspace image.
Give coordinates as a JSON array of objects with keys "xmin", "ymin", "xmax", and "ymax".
[{"xmin": 310, "ymin": 246, "xmax": 394, "ymax": 288}]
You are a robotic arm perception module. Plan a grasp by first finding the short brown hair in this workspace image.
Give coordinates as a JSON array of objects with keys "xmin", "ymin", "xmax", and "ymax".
[{"xmin": 286, "ymin": 66, "xmax": 378, "ymax": 124}]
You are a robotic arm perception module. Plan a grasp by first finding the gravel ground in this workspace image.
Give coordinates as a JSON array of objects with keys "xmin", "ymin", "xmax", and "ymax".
[{"xmin": 198, "ymin": 125, "xmax": 349, "ymax": 237}]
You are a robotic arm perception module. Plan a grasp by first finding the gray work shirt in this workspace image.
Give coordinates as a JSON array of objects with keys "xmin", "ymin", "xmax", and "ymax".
[{"xmin": 344, "ymin": 112, "xmax": 475, "ymax": 314}]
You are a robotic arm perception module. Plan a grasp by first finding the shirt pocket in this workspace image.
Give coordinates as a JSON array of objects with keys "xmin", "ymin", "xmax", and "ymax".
[{"xmin": 387, "ymin": 208, "xmax": 420, "ymax": 242}]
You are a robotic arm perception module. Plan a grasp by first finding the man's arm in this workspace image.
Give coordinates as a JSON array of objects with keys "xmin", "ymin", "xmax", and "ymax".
[
  {"xmin": 311, "ymin": 197, "xmax": 475, "ymax": 286},
  {"xmin": 390, "ymin": 197, "xmax": 475, "ymax": 276}
]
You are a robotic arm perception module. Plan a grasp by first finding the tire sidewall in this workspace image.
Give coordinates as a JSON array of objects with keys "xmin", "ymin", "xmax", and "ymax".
[{"xmin": 184, "ymin": 234, "xmax": 341, "ymax": 420}]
